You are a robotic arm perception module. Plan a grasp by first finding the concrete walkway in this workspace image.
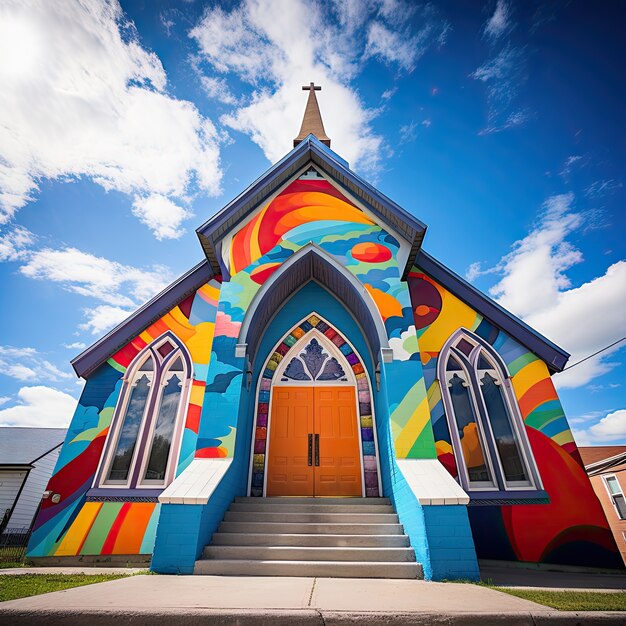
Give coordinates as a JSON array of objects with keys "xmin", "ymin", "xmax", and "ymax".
[
  {"xmin": 481, "ymin": 563, "xmax": 626, "ymax": 592},
  {"xmin": 1, "ymin": 574, "xmax": 625, "ymax": 625}
]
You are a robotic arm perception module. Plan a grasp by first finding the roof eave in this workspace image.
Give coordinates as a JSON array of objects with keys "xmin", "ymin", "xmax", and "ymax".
[
  {"xmin": 71, "ymin": 260, "xmax": 214, "ymax": 379},
  {"xmin": 415, "ymin": 250, "xmax": 570, "ymax": 373}
]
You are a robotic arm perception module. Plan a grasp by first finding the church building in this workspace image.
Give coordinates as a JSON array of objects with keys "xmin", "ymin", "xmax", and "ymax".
[{"xmin": 27, "ymin": 85, "xmax": 621, "ymax": 579}]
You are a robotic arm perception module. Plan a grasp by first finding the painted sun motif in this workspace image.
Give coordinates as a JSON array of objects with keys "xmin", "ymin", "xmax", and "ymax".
[{"xmin": 351, "ymin": 242, "xmax": 392, "ymax": 263}]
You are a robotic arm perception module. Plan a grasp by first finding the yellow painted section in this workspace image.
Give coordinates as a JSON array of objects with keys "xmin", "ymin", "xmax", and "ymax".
[
  {"xmin": 139, "ymin": 330, "xmax": 153, "ymax": 344},
  {"xmin": 436, "ymin": 439, "xmax": 453, "ymax": 456},
  {"xmin": 427, "ymin": 380, "xmax": 442, "ymax": 412},
  {"xmin": 199, "ymin": 282, "xmax": 220, "ymax": 303},
  {"xmin": 185, "ymin": 321, "xmax": 216, "ymax": 365},
  {"xmin": 189, "ymin": 382, "xmax": 205, "ymax": 406},
  {"xmin": 165, "ymin": 308, "xmax": 196, "ymax": 342},
  {"xmin": 55, "ymin": 502, "xmax": 102, "ymax": 556},
  {"xmin": 511, "ymin": 359, "xmax": 549, "ymax": 400},
  {"xmin": 418, "ymin": 283, "xmax": 480, "ymax": 353},
  {"xmin": 249, "ymin": 205, "xmax": 267, "ymax": 263},
  {"xmin": 553, "ymin": 429, "xmax": 575, "ymax": 446},
  {"xmin": 393, "ymin": 395, "xmax": 431, "ymax": 458}
]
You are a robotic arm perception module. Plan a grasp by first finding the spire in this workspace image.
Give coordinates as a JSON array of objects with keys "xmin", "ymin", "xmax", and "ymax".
[{"xmin": 293, "ymin": 82, "xmax": 331, "ymax": 148}]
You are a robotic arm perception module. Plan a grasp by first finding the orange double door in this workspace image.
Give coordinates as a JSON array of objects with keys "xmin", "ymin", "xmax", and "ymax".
[{"xmin": 266, "ymin": 386, "xmax": 363, "ymax": 497}]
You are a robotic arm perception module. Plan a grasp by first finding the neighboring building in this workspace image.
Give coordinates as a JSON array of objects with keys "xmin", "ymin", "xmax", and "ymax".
[
  {"xmin": 0, "ymin": 427, "xmax": 66, "ymax": 533},
  {"xmin": 580, "ymin": 446, "xmax": 626, "ymax": 566},
  {"xmin": 26, "ymin": 86, "xmax": 622, "ymax": 579}
]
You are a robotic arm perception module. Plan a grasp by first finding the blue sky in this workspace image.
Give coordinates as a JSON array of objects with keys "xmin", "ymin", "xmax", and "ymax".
[{"xmin": 0, "ymin": 0, "xmax": 624, "ymax": 445}]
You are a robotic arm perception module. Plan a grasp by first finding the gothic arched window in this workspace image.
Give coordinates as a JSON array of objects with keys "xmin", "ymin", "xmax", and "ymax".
[
  {"xmin": 99, "ymin": 334, "xmax": 192, "ymax": 489},
  {"xmin": 439, "ymin": 330, "xmax": 541, "ymax": 494}
]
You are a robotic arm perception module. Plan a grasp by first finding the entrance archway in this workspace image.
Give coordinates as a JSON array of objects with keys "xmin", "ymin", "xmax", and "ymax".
[{"xmin": 249, "ymin": 313, "xmax": 381, "ymax": 497}]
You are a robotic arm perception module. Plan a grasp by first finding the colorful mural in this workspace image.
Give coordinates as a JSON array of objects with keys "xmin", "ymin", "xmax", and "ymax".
[
  {"xmin": 250, "ymin": 314, "xmax": 380, "ymax": 497},
  {"xmin": 408, "ymin": 268, "xmax": 621, "ymax": 567},
  {"xmin": 27, "ymin": 280, "xmax": 221, "ymax": 557},
  {"xmin": 196, "ymin": 171, "xmax": 436, "ymax": 461}
]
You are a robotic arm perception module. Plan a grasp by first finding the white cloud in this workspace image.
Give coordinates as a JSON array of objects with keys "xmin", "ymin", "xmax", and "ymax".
[
  {"xmin": 0, "ymin": 397, "xmax": 10, "ymax": 407},
  {"xmin": 471, "ymin": 44, "xmax": 527, "ymax": 133},
  {"xmin": 19, "ymin": 246, "xmax": 172, "ymax": 308},
  {"xmin": 573, "ymin": 409, "xmax": 626, "ymax": 446},
  {"xmin": 469, "ymin": 193, "xmax": 626, "ymax": 388},
  {"xmin": 80, "ymin": 305, "xmax": 132, "ymax": 335},
  {"xmin": 63, "ymin": 342, "xmax": 87, "ymax": 350},
  {"xmin": 131, "ymin": 194, "xmax": 192, "ymax": 240},
  {"xmin": 0, "ymin": 386, "xmax": 76, "ymax": 427},
  {"xmin": 483, "ymin": 0, "xmax": 512, "ymax": 40},
  {"xmin": 0, "ymin": 0, "xmax": 222, "ymax": 232},
  {"xmin": 0, "ymin": 346, "xmax": 73, "ymax": 383},
  {"xmin": 189, "ymin": 0, "xmax": 449, "ymax": 174},
  {"xmin": 585, "ymin": 179, "xmax": 623, "ymax": 199},
  {"xmin": 0, "ymin": 226, "xmax": 35, "ymax": 261},
  {"xmin": 198, "ymin": 75, "xmax": 238, "ymax": 105}
]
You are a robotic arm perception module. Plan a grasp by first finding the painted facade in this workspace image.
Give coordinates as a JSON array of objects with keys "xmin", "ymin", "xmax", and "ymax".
[{"xmin": 27, "ymin": 134, "xmax": 622, "ymax": 576}]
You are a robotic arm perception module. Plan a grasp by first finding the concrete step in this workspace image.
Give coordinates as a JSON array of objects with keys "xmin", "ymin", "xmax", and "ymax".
[
  {"xmin": 218, "ymin": 521, "xmax": 405, "ymax": 535},
  {"xmin": 223, "ymin": 511, "xmax": 399, "ymax": 524},
  {"xmin": 234, "ymin": 497, "xmax": 391, "ymax": 505},
  {"xmin": 229, "ymin": 502, "xmax": 394, "ymax": 514},
  {"xmin": 193, "ymin": 559, "xmax": 422, "ymax": 578},
  {"xmin": 202, "ymin": 545, "xmax": 416, "ymax": 562},
  {"xmin": 210, "ymin": 533, "xmax": 410, "ymax": 547}
]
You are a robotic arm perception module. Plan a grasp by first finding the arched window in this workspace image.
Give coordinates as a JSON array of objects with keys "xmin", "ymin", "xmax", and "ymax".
[
  {"xmin": 439, "ymin": 330, "xmax": 541, "ymax": 494},
  {"xmin": 98, "ymin": 334, "xmax": 192, "ymax": 489}
]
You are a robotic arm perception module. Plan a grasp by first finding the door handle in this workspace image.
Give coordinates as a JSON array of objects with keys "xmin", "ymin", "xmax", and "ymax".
[
  {"xmin": 314, "ymin": 434, "xmax": 320, "ymax": 466},
  {"xmin": 308, "ymin": 434, "xmax": 313, "ymax": 466}
]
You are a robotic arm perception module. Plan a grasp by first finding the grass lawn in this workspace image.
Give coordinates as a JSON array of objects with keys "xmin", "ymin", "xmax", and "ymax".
[
  {"xmin": 494, "ymin": 587, "xmax": 626, "ymax": 611},
  {"xmin": 0, "ymin": 574, "xmax": 128, "ymax": 602}
]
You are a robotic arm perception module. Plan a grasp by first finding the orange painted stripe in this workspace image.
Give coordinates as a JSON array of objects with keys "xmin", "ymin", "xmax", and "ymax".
[
  {"xmin": 145, "ymin": 319, "xmax": 170, "ymax": 338},
  {"xmin": 518, "ymin": 378, "xmax": 559, "ymax": 418},
  {"xmin": 111, "ymin": 503, "xmax": 156, "ymax": 554}
]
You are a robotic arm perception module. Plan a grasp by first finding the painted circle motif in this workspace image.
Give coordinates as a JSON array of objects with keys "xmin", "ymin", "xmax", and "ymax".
[
  {"xmin": 351, "ymin": 242, "xmax": 392, "ymax": 263},
  {"xmin": 409, "ymin": 275, "xmax": 442, "ymax": 330}
]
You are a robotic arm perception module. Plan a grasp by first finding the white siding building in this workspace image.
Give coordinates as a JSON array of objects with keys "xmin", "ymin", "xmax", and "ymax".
[{"xmin": 0, "ymin": 428, "xmax": 66, "ymax": 532}]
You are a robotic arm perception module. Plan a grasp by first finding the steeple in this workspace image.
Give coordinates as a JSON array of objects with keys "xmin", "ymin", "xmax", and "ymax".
[{"xmin": 293, "ymin": 82, "xmax": 331, "ymax": 148}]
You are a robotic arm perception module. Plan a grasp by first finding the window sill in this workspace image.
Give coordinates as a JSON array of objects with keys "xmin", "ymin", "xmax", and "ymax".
[
  {"xmin": 86, "ymin": 487, "xmax": 163, "ymax": 502},
  {"xmin": 467, "ymin": 489, "xmax": 549, "ymax": 506}
]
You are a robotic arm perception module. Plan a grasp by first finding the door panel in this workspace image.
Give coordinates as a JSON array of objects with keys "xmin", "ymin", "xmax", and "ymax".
[
  {"xmin": 266, "ymin": 387, "xmax": 314, "ymax": 496},
  {"xmin": 314, "ymin": 387, "xmax": 362, "ymax": 497}
]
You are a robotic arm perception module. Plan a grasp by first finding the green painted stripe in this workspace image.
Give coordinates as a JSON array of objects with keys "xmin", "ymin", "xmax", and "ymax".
[
  {"xmin": 107, "ymin": 358, "xmax": 126, "ymax": 374},
  {"xmin": 508, "ymin": 352, "xmax": 538, "ymax": 376},
  {"xmin": 407, "ymin": 425, "xmax": 437, "ymax": 459},
  {"xmin": 80, "ymin": 502, "xmax": 123, "ymax": 555},
  {"xmin": 525, "ymin": 408, "xmax": 564, "ymax": 430}
]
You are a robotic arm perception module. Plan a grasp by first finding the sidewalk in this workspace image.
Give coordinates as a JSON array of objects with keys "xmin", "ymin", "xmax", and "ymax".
[{"xmin": 1, "ymin": 573, "xmax": 625, "ymax": 625}]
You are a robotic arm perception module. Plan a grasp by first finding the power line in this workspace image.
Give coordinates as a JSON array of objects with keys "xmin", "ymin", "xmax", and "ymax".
[{"xmin": 562, "ymin": 336, "xmax": 626, "ymax": 371}]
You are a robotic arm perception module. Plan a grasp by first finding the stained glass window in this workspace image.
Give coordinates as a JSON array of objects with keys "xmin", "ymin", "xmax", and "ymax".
[
  {"xmin": 108, "ymin": 358, "xmax": 153, "ymax": 482},
  {"xmin": 143, "ymin": 357, "xmax": 183, "ymax": 482},
  {"xmin": 448, "ymin": 369, "xmax": 492, "ymax": 485},
  {"xmin": 280, "ymin": 336, "xmax": 349, "ymax": 382},
  {"xmin": 441, "ymin": 332, "xmax": 538, "ymax": 493},
  {"xmin": 479, "ymin": 370, "xmax": 528, "ymax": 483},
  {"xmin": 103, "ymin": 338, "xmax": 190, "ymax": 489}
]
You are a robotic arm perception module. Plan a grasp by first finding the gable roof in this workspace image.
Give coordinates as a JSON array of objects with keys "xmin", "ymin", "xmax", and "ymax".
[
  {"xmin": 579, "ymin": 446, "xmax": 626, "ymax": 472},
  {"xmin": 196, "ymin": 134, "xmax": 427, "ymax": 278},
  {"xmin": 0, "ymin": 427, "xmax": 66, "ymax": 465},
  {"xmin": 415, "ymin": 250, "xmax": 570, "ymax": 373},
  {"xmin": 71, "ymin": 260, "xmax": 214, "ymax": 379}
]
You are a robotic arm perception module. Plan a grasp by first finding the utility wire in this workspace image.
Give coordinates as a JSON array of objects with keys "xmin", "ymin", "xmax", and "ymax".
[{"xmin": 562, "ymin": 336, "xmax": 626, "ymax": 371}]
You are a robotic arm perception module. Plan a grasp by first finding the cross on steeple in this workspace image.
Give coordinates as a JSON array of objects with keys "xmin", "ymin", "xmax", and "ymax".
[{"xmin": 293, "ymin": 82, "xmax": 331, "ymax": 148}]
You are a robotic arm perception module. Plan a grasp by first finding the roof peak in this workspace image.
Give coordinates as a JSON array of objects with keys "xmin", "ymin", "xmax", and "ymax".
[{"xmin": 293, "ymin": 82, "xmax": 331, "ymax": 148}]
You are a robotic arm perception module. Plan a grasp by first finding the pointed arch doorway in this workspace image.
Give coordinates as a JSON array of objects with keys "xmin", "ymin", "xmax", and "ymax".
[{"xmin": 249, "ymin": 314, "xmax": 381, "ymax": 498}]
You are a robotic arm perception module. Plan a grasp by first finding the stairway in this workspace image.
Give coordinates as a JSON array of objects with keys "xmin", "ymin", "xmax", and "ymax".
[{"xmin": 193, "ymin": 497, "xmax": 422, "ymax": 578}]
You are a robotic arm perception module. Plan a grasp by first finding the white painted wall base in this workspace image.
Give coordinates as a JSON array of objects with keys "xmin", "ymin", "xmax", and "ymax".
[
  {"xmin": 159, "ymin": 458, "xmax": 232, "ymax": 505},
  {"xmin": 396, "ymin": 459, "xmax": 469, "ymax": 505}
]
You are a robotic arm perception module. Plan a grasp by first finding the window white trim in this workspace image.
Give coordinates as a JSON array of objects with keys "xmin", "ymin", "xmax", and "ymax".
[
  {"xmin": 94, "ymin": 332, "xmax": 193, "ymax": 491},
  {"xmin": 438, "ymin": 328, "xmax": 542, "ymax": 495},
  {"xmin": 603, "ymin": 474, "xmax": 626, "ymax": 520}
]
